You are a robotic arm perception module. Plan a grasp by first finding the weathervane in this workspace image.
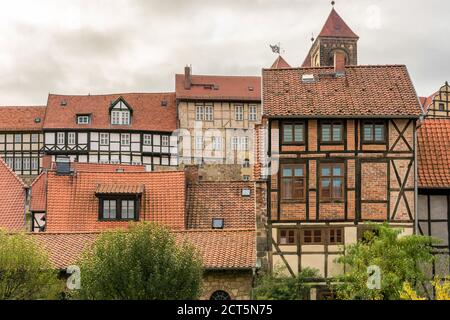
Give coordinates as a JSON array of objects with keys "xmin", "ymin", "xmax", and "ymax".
[
  {"xmin": 332, "ymin": 1, "xmax": 336, "ymax": 7},
  {"xmin": 270, "ymin": 43, "xmax": 285, "ymax": 56}
]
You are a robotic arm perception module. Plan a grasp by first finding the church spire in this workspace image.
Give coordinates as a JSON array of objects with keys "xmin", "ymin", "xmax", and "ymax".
[{"xmin": 318, "ymin": 8, "xmax": 359, "ymax": 39}]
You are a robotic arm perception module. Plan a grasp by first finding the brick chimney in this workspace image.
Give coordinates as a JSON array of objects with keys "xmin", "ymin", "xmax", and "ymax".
[
  {"xmin": 334, "ymin": 51, "xmax": 346, "ymax": 75},
  {"xmin": 184, "ymin": 66, "xmax": 192, "ymax": 90}
]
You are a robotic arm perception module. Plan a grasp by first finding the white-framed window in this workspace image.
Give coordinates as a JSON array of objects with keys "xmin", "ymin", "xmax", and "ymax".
[
  {"xmin": 5, "ymin": 158, "xmax": 13, "ymax": 169},
  {"xmin": 100, "ymin": 133, "xmax": 109, "ymax": 146},
  {"xmin": 241, "ymin": 136, "xmax": 249, "ymax": 151},
  {"xmin": 232, "ymin": 137, "xmax": 239, "ymax": 151},
  {"xmin": 14, "ymin": 134, "xmax": 22, "ymax": 143},
  {"xmin": 249, "ymin": 105, "xmax": 257, "ymax": 121},
  {"xmin": 121, "ymin": 133, "xmax": 130, "ymax": 146},
  {"xmin": 31, "ymin": 134, "xmax": 39, "ymax": 143},
  {"xmin": 162, "ymin": 136, "xmax": 169, "ymax": 147},
  {"xmin": 205, "ymin": 104, "xmax": 213, "ymax": 121},
  {"xmin": 121, "ymin": 111, "xmax": 130, "ymax": 125},
  {"xmin": 112, "ymin": 111, "xmax": 121, "ymax": 125},
  {"xmin": 23, "ymin": 158, "xmax": 30, "ymax": 171},
  {"xmin": 77, "ymin": 115, "xmax": 90, "ymax": 124},
  {"xmin": 235, "ymin": 105, "xmax": 244, "ymax": 121},
  {"xmin": 57, "ymin": 132, "xmax": 65, "ymax": 145},
  {"xmin": 143, "ymin": 134, "xmax": 152, "ymax": 146},
  {"xmin": 195, "ymin": 136, "xmax": 203, "ymax": 151},
  {"xmin": 68, "ymin": 132, "xmax": 76, "ymax": 145},
  {"xmin": 196, "ymin": 105, "xmax": 204, "ymax": 121},
  {"xmin": 212, "ymin": 136, "xmax": 222, "ymax": 151},
  {"xmin": 31, "ymin": 158, "xmax": 39, "ymax": 170},
  {"xmin": 14, "ymin": 158, "xmax": 22, "ymax": 170}
]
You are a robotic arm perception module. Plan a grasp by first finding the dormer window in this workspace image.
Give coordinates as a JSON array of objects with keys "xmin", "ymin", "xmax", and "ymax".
[
  {"xmin": 110, "ymin": 97, "xmax": 132, "ymax": 125},
  {"xmin": 77, "ymin": 115, "xmax": 90, "ymax": 125}
]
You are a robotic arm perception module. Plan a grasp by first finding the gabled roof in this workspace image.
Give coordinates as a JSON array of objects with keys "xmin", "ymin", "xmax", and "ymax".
[
  {"xmin": 187, "ymin": 182, "xmax": 256, "ymax": 230},
  {"xmin": 30, "ymin": 229, "xmax": 256, "ymax": 270},
  {"xmin": 270, "ymin": 56, "xmax": 292, "ymax": 69},
  {"xmin": 262, "ymin": 65, "xmax": 422, "ymax": 118},
  {"xmin": 318, "ymin": 8, "xmax": 359, "ymax": 39},
  {"xmin": 418, "ymin": 119, "xmax": 450, "ymax": 189},
  {"xmin": 0, "ymin": 158, "xmax": 26, "ymax": 231},
  {"xmin": 0, "ymin": 106, "xmax": 46, "ymax": 131},
  {"xmin": 44, "ymin": 93, "xmax": 176, "ymax": 132},
  {"xmin": 175, "ymin": 74, "xmax": 261, "ymax": 102},
  {"xmin": 44, "ymin": 170, "xmax": 186, "ymax": 232}
]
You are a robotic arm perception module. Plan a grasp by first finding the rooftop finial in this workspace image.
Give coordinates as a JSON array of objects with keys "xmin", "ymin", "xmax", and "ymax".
[
  {"xmin": 311, "ymin": 33, "xmax": 315, "ymax": 42},
  {"xmin": 331, "ymin": 1, "xmax": 335, "ymax": 7}
]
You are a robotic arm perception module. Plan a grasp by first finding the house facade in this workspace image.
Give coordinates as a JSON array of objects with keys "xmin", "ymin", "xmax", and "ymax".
[
  {"xmin": 176, "ymin": 67, "xmax": 262, "ymax": 181},
  {"xmin": 260, "ymin": 8, "xmax": 422, "ymax": 282}
]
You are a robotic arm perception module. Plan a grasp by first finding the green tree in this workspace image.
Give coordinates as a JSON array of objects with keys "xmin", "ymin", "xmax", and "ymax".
[
  {"xmin": 336, "ymin": 223, "xmax": 436, "ymax": 300},
  {"xmin": 0, "ymin": 230, "xmax": 61, "ymax": 300},
  {"xmin": 77, "ymin": 223, "xmax": 203, "ymax": 300},
  {"xmin": 254, "ymin": 267, "xmax": 320, "ymax": 300}
]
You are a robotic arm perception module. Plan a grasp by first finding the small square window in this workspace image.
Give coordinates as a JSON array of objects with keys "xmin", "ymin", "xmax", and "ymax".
[
  {"xmin": 212, "ymin": 218, "xmax": 224, "ymax": 229},
  {"xmin": 14, "ymin": 134, "xmax": 22, "ymax": 143},
  {"xmin": 241, "ymin": 188, "xmax": 251, "ymax": 197},
  {"xmin": 77, "ymin": 115, "xmax": 90, "ymax": 125},
  {"xmin": 302, "ymin": 229, "xmax": 323, "ymax": 245},
  {"xmin": 279, "ymin": 229, "xmax": 296, "ymax": 245}
]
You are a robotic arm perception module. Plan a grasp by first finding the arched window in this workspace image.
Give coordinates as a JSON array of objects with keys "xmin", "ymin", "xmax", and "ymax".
[{"xmin": 210, "ymin": 290, "xmax": 232, "ymax": 300}]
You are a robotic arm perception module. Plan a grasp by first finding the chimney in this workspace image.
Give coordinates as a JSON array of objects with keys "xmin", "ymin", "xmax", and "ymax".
[
  {"xmin": 184, "ymin": 66, "xmax": 192, "ymax": 90},
  {"xmin": 334, "ymin": 51, "xmax": 346, "ymax": 76}
]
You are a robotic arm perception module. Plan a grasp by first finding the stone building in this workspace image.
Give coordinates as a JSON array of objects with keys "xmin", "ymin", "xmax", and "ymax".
[{"xmin": 175, "ymin": 67, "xmax": 261, "ymax": 181}]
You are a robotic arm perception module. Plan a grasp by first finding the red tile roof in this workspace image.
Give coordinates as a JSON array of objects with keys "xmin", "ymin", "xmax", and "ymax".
[
  {"xmin": 319, "ymin": 8, "xmax": 359, "ymax": 39},
  {"xmin": 187, "ymin": 182, "xmax": 256, "ymax": 230},
  {"xmin": 175, "ymin": 74, "xmax": 261, "ymax": 101},
  {"xmin": 44, "ymin": 170, "xmax": 186, "ymax": 232},
  {"xmin": 0, "ymin": 106, "xmax": 46, "ymax": 131},
  {"xmin": 0, "ymin": 158, "xmax": 26, "ymax": 231},
  {"xmin": 30, "ymin": 229, "xmax": 256, "ymax": 270},
  {"xmin": 43, "ymin": 93, "xmax": 176, "ymax": 132},
  {"xmin": 30, "ymin": 172, "xmax": 47, "ymax": 212},
  {"xmin": 418, "ymin": 119, "xmax": 450, "ymax": 188},
  {"xmin": 96, "ymin": 184, "xmax": 145, "ymax": 195},
  {"xmin": 72, "ymin": 162, "xmax": 146, "ymax": 172},
  {"xmin": 262, "ymin": 65, "xmax": 422, "ymax": 118},
  {"xmin": 270, "ymin": 56, "xmax": 292, "ymax": 69}
]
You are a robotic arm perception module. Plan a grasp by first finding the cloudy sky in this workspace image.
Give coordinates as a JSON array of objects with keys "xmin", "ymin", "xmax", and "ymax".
[{"xmin": 0, "ymin": 0, "xmax": 448, "ymax": 105}]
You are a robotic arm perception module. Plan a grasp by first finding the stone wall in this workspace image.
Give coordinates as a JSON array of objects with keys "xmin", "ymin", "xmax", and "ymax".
[{"xmin": 201, "ymin": 270, "xmax": 253, "ymax": 300}]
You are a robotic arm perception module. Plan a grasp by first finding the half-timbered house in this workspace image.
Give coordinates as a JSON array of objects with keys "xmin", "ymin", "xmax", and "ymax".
[
  {"xmin": 42, "ymin": 93, "xmax": 178, "ymax": 171},
  {"xmin": 175, "ymin": 67, "xmax": 261, "ymax": 181},
  {"xmin": 0, "ymin": 106, "xmax": 46, "ymax": 182},
  {"xmin": 260, "ymin": 8, "xmax": 422, "ymax": 283}
]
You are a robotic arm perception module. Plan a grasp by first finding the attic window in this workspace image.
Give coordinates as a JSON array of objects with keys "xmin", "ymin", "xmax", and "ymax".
[
  {"xmin": 248, "ymin": 86, "xmax": 254, "ymax": 92},
  {"xmin": 204, "ymin": 85, "xmax": 213, "ymax": 90},
  {"xmin": 213, "ymin": 85, "xmax": 220, "ymax": 90},
  {"xmin": 241, "ymin": 188, "xmax": 251, "ymax": 197},
  {"xmin": 60, "ymin": 100, "xmax": 67, "ymax": 107},
  {"xmin": 302, "ymin": 74, "xmax": 315, "ymax": 83},
  {"xmin": 34, "ymin": 117, "xmax": 41, "ymax": 123},
  {"xmin": 212, "ymin": 218, "xmax": 224, "ymax": 230},
  {"xmin": 161, "ymin": 100, "xmax": 168, "ymax": 107}
]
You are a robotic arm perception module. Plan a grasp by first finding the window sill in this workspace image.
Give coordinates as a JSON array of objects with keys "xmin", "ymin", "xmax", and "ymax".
[
  {"xmin": 319, "ymin": 142, "xmax": 345, "ymax": 145},
  {"xmin": 98, "ymin": 219, "xmax": 139, "ymax": 222}
]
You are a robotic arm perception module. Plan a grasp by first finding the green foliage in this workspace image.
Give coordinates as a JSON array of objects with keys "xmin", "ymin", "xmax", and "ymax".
[
  {"xmin": 0, "ymin": 230, "xmax": 61, "ymax": 300},
  {"xmin": 336, "ymin": 223, "xmax": 436, "ymax": 300},
  {"xmin": 253, "ymin": 266, "xmax": 320, "ymax": 300},
  {"xmin": 77, "ymin": 223, "xmax": 203, "ymax": 300}
]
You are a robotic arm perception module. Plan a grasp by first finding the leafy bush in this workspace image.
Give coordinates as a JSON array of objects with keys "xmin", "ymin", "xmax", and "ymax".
[
  {"xmin": 77, "ymin": 223, "xmax": 203, "ymax": 300},
  {"xmin": 254, "ymin": 266, "xmax": 320, "ymax": 300},
  {"xmin": 0, "ymin": 230, "xmax": 61, "ymax": 300}
]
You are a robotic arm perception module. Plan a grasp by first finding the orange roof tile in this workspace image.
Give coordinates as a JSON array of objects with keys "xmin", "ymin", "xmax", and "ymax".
[
  {"xmin": 176, "ymin": 74, "xmax": 261, "ymax": 101},
  {"xmin": 187, "ymin": 182, "xmax": 256, "ymax": 230},
  {"xmin": 96, "ymin": 184, "xmax": 145, "ymax": 195},
  {"xmin": 0, "ymin": 158, "xmax": 26, "ymax": 231},
  {"xmin": 44, "ymin": 93, "xmax": 176, "ymax": 132},
  {"xmin": 30, "ymin": 229, "xmax": 256, "ymax": 270},
  {"xmin": 44, "ymin": 170, "xmax": 186, "ymax": 232},
  {"xmin": 30, "ymin": 172, "xmax": 47, "ymax": 212},
  {"xmin": 0, "ymin": 106, "xmax": 46, "ymax": 131},
  {"xmin": 270, "ymin": 56, "xmax": 292, "ymax": 69},
  {"xmin": 318, "ymin": 8, "xmax": 359, "ymax": 39},
  {"xmin": 418, "ymin": 119, "xmax": 450, "ymax": 188},
  {"xmin": 263, "ymin": 65, "xmax": 422, "ymax": 118},
  {"xmin": 72, "ymin": 162, "xmax": 146, "ymax": 172}
]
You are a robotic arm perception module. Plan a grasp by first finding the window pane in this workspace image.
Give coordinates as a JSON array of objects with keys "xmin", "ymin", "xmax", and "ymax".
[
  {"xmin": 294, "ymin": 124, "xmax": 303, "ymax": 142},
  {"xmin": 321, "ymin": 179, "xmax": 331, "ymax": 199},
  {"xmin": 103, "ymin": 200, "xmax": 110, "ymax": 219},
  {"xmin": 283, "ymin": 168, "xmax": 293, "ymax": 177},
  {"xmin": 294, "ymin": 168, "xmax": 303, "ymax": 177},
  {"xmin": 321, "ymin": 167, "xmax": 330, "ymax": 176},
  {"xmin": 332, "ymin": 125, "xmax": 342, "ymax": 141},
  {"xmin": 364, "ymin": 125, "xmax": 373, "ymax": 141},
  {"xmin": 333, "ymin": 166, "xmax": 342, "ymax": 176},
  {"xmin": 333, "ymin": 179, "xmax": 343, "ymax": 199},
  {"xmin": 375, "ymin": 125, "xmax": 384, "ymax": 141},
  {"xmin": 282, "ymin": 178, "xmax": 292, "ymax": 199},
  {"xmin": 322, "ymin": 125, "xmax": 331, "ymax": 141},
  {"xmin": 283, "ymin": 125, "xmax": 293, "ymax": 142},
  {"xmin": 110, "ymin": 201, "xmax": 116, "ymax": 219},
  {"xmin": 314, "ymin": 230, "xmax": 322, "ymax": 243}
]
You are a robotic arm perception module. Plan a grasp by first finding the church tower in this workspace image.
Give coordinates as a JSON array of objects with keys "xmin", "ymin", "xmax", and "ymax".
[{"xmin": 302, "ymin": 6, "xmax": 359, "ymax": 67}]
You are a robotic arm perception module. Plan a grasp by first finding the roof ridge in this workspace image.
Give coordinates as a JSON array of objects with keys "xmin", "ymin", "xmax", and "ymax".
[
  {"xmin": 0, "ymin": 105, "xmax": 46, "ymax": 108},
  {"xmin": 176, "ymin": 73, "xmax": 260, "ymax": 79},
  {"xmin": 48, "ymin": 92, "xmax": 176, "ymax": 98}
]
